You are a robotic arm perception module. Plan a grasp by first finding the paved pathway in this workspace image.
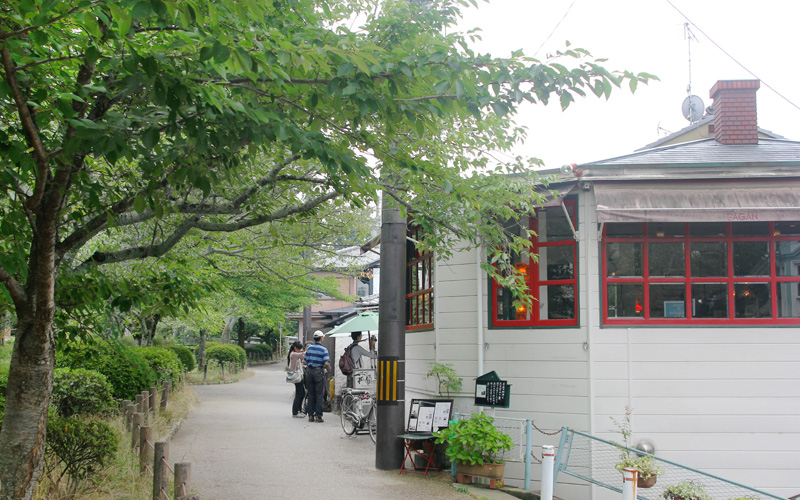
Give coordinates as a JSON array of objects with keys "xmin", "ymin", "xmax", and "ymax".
[{"xmin": 170, "ymin": 364, "xmax": 512, "ymax": 500}]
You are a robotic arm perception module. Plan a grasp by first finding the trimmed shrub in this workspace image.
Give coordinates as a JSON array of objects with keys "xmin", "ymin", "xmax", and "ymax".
[
  {"xmin": 57, "ymin": 341, "xmax": 154, "ymax": 401},
  {"xmin": 253, "ymin": 344, "xmax": 273, "ymax": 358},
  {"xmin": 233, "ymin": 345, "xmax": 247, "ymax": 367},
  {"xmin": 165, "ymin": 345, "xmax": 196, "ymax": 372},
  {"xmin": 46, "ymin": 415, "xmax": 118, "ymax": 482},
  {"xmin": 52, "ymin": 368, "xmax": 116, "ymax": 417},
  {"xmin": 205, "ymin": 342, "xmax": 241, "ymax": 367},
  {"xmin": 137, "ymin": 346, "xmax": 183, "ymax": 384}
]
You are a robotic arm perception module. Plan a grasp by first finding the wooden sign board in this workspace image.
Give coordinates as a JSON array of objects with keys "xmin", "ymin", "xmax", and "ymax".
[{"xmin": 474, "ymin": 371, "xmax": 511, "ymax": 408}]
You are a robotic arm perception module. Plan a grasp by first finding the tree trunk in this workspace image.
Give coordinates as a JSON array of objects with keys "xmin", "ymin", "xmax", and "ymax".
[
  {"xmin": 220, "ymin": 314, "xmax": 237, "ymax": 344},
  {"xmin": 198, "ymin": 330, "xmax": 207, "ymax": 369},
  {"xmin": 139, "ymin": 314, "xmax": 161, "ymax": 346},
  {"xmin": 237, "ymin": 317, "xmax": 246, "ymax": 348}
]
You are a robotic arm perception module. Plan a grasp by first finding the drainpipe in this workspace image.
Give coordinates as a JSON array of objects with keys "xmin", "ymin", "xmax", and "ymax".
[
  {"xmin": 476, "ymin": 242, "xmax": 484, "ymax": 376},
  {"xmin": 434, "ymin": 253, "xmax": 440, "ymax": 364}
]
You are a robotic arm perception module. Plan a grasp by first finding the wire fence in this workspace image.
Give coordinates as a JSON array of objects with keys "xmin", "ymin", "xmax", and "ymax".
[
  {"xmin": 454, "ymin": 412, "xmax": 564, "ymax": 465},
  {"xmin": 555, "ymin": 428, "xmax": 785, "ymax": 500}
]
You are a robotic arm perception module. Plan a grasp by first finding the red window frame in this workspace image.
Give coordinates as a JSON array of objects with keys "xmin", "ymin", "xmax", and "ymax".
[
  {"xmin": 602, "ymin": 221, "xmax": 800, "ymax": 326},
  {"xmin": 406, "ymin": 225, "xmax": 434, "ymax": 331},
  {"xmin": 490, "ymin": 200, "xmax": 579, "ymax": 328}
]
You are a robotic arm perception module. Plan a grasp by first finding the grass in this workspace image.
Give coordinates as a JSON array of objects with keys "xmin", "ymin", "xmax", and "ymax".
[
  {"xmin": 32, "ymin": 383, "xmax": 198, "ymax": 500},
  {"xmin": 186, "ymin": 365, "xmax": 255, "ymax": 384}
]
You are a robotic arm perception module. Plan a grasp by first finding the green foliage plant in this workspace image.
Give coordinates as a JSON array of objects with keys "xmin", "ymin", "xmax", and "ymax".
[
  {"xmin": 425, "ymin": 362, "xmax": 463, "ymax": 398},
  {"xmin": 434, "ymin": 413, "xmax": 513, "ymax": 465},
  {"xmin": 45, "ymin": 415, "xmax": 119, "ymax": 488},
  {"xmin": 165, "ymin": 345, "xmax": 196, "ymax": 372},
  {"xmin": 137, "ymin": 346, "xmax": 184, "ymax": 384},
  {"xmin": 51, "ymin": 368, "xmax": 116, "ymax": 418},
  {"xmin": 233, "ymin": 345, "xmax": 247, "ymax": 368},
  {"xmin": 205, "ymin": 342, "xmax": 242, "ymax": 367},
  {"xmin": 57, "ymin": 341, "xmax": 155, "ymax": 401},
  {"xmin": 662, "ymin": 481, "xmax": 712, "ymax": 500},
  {"xmin": 610, "ymin": 406, "xmax": 662, "ymax": 480}
]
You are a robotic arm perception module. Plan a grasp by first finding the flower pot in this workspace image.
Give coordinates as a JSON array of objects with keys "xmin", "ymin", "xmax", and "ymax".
[
  {"xmin": 638, "ymin": 475, "xmax": 657, "ymax": 488},
  {"xmin": 456, "ymin": 461, "xmax": 505, "ymax": 480}
]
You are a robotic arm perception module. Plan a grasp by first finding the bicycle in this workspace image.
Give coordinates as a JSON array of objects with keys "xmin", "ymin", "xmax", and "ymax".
[{"xmin": 339, "ymin": 388, "xmax": 377, "ymax": 443}]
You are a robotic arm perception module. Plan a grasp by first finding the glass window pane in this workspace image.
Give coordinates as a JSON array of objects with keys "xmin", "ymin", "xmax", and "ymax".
[
  {"xmin": 774, "ymin": 221, "xmax": 800, "ymax": 236},
  {"xmin": 733, "ymin": 241, "xmax": 769, "ymax": 277},
  {"xmin": 649, "ymin": 284, "xmax": 686, "ymax": 318},
  {"xmin": 647, "ymin": 223, "xmax": 684, "ymax": 238},
  {"xmin": 538, "ymin": 245, "xmax": 574, "ymax": 281},
  {"xmin": 538, "ymin": 207, "xmax": 572, "ymax": 242},
  {"xmin": 606, "ymin": 284, "xmax": 644, "ymax": 318},
  {"xmin": 690, "ymin": 222, "xmax": 727, "ymax": 237},
  {"xmin": 690, "ymin": 242, "xmax": 727, "ymax": 277},
  {"xmin": 539, "ymin": 285, "xmax": 575, "ymax": 320},
  {"xmin": 496, "ymin": 287, "xmax": 528, "ymax": 321},
  {"xmin": 606, "ymin": 242, "xmax": 642, "ymax": 277},
  {"xmin": 648, "ymin": 242, "xmax": 685, "ymax": 277},
  {"xmin": 734, "ymin": 283, "xmax": 771, "ymax": 318},
  {"xmin": 777, "ymin": 282, "xmax": 800, "ymax": 318},
  {"xmin": 776, "ymin": 241, "xmax": 800, "ymax": 277},
  {"xmin": 605, "ymin": 223, "xmax": 643, "ymax": 238},
  {"xmin": 732, "ymin": 222, "xmax": 769, "ymax": 236},
  {"xmin": 691, "ymin": 283, "xmax": 728, "ymax": 318}
]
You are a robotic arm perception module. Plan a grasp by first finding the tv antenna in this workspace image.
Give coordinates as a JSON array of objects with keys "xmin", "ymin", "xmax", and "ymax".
[{"xmin": 682, "ymin": 23, "xmax": 703, "ymax": 123}]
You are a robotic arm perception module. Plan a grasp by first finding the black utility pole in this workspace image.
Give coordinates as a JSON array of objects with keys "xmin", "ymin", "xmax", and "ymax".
[
  {"xmin": 375, "ymin": 203, "xmax": 406, "ymax": 470},
  {"xmin": 302, "ymin": 306, "xmax": 311, "ymax": 344}
]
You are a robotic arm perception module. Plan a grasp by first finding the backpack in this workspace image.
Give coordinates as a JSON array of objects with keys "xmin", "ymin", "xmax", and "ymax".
[{"xmin": 339, "ymin": 343, "xmax": 357, "ymax": 375}]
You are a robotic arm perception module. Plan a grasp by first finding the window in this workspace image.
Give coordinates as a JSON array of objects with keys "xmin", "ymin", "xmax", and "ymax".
[
  {"xmin": 406, "ymin": 225, "xmax": 434, "ymax": 331},
  {"xmin": 491, "ymin": 200, "xmax": 578, "ymax": 327},
  {"xmin": 603, "ymin": 221, "xmax": 800, "ymax": 325}
]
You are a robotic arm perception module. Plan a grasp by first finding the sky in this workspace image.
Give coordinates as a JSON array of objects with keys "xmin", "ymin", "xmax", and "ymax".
[{"xmin": 455, "ymin": 0, "xmax": 800, "ymax": 169}]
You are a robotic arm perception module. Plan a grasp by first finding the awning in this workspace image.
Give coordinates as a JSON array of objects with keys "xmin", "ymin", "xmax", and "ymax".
[
  {"xmin": 537, "ymin": 183, "xmax": 577, "ymax": 207},
  {"xmin": 594, "ymin": 181, "xmax": 800, "ymax": 223}
]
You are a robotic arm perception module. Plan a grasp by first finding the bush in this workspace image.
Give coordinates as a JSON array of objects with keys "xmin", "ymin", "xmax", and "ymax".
[
  {"xmin": 165, "ymin": 345, "xmax": 196, "ymax": 372},
  {"xmin": 233, "ymin": 344, "xmax": 247, "ymax": 367},
  {"xmin": 52, "ymin": 368, "xmax": 116, "ymax": 417},
  {"xmin": 57, "ymin": 341, "xmax": 154, "ymax": 401},
  {"xmin": 137, "ymin": 346, "xmax": 183, "ymax": 384},
  {"xmin": 253, "ymin": 344, "xmax": 273, "ymax": 358},
  {"xmin": 46, "ymin": 415, "xmax": 118, "ymax": 483},
  {"xmin": 205, "ymin": 342, "xmax": 241, "ymax": 367}
]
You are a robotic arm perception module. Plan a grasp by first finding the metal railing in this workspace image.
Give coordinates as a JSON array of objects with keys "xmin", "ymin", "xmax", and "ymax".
[{"xmin": 554, "ymin": 428, "xmax": 786, "ymax": 500}]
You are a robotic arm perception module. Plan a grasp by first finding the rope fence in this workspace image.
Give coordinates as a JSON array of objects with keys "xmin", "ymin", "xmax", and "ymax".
[{"xmin": 122, "ymin": 377, "xmax": 199, "ymax": 500}]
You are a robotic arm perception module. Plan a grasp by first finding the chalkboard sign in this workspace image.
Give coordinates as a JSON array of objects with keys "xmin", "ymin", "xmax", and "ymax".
[{"xmin": 474, "ymin": 371, "xmax": 511, "ymax": 408}]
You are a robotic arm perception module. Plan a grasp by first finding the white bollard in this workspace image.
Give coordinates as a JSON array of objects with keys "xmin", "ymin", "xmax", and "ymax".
[
  {"xmin": 541, "ymin": 445, "xmax": 555, "ymax": 500},
  {"xmin": 622, "ymin": 467, "xmax": 638, "ymax": 500}
]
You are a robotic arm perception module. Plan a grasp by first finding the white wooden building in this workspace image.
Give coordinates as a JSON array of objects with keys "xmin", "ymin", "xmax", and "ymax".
[{"xmin": 402, "ymin": 80, "xmax": 800, "ymax": 499}]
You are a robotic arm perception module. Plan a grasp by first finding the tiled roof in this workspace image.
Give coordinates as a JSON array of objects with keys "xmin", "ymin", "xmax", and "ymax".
[
  {"xmin": 636, "ymin": 115, "xmax": 785, "ymax": 151},
  {"xmin": 583, "ymin": 138, "xmax": 800, "ymax": 168}
]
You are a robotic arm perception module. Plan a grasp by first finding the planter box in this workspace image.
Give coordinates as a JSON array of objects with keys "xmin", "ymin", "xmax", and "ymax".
[{"xmin": 456, "ymin": 461, "xmax": 505, "ymax": 489}]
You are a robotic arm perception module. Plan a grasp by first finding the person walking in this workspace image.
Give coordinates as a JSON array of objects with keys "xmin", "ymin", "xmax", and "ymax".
[
  {"xmin": 305, "ymin": 331, "xmax": 331, "ymax": 422},
  {"xmin": 287, "ymin": 341, "xmax": 306, "ymax": 417},
  {"xmin": 346, "ymin": 331, "xmax": 376, "ymax": 388}
]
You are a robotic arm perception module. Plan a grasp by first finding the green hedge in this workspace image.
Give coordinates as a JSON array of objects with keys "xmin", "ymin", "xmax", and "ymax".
[
  {"xmin": 165, "ymin": 345, "xmax": 196, "ymax": 372},
  {"xmin": 57, "ymin": 341, "xmax": 154, "ymax": 401},
  {"xmin": 47, "ymin": 414, "xmax": 118, "ymax": 481},
  {"xmin": 138, "ymin": 347, "xmax": 183, "ymax": 384},
  {"xmin": 205, "ymin": 342, "xmax": 241, "ymax": 367},
  {"xmin": 52, "ymin": 368, "xmax": 116, "ymax": 417}
]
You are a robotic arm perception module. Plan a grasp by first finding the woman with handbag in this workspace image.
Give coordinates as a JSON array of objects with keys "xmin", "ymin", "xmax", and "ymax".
[{"xmin": 287, "ymin": 341, "xmax": 306, "ymax": 417}]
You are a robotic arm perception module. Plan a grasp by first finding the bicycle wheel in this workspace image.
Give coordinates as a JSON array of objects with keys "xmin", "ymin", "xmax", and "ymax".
[
  {"xmin": 367, "ymin": 405, "xmax": 377, "ymax": 444},
  {"xmin": 340, "ymin": 394, "xmax": 357, "ymax": 435}
]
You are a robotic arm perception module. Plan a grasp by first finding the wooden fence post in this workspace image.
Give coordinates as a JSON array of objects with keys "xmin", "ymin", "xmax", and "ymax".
[
  {"xmin": 174, "ymin": 462, "xmax": 191, "ymax": 500},
  {"xmin": 152, "ymin": 440, "xmax": 169, "ymax": 500},
  {"xmin": 141, "ymin": 390, "xmax": 150, "ymax": 422},
  {"xmin": 139, "ymin": 426, "xmax": 152, "ymax": 475},
  {"xmin": 149, "ymin": 387, "xmax": 157, "ymax": 415},
  {"xmin": 123, "ymin": 400, "xmax": 133, "ymax": 430},
  {"xmin": 131, "ymin": 413, "xmax": 144, "ymax": 451},
  {"xmin": 135, "ymin": 394, "xmax": 144, "ymax": 415},
  {"xmin": 161, "ymin": 381, "xmax": 171, "ymax": 410}
]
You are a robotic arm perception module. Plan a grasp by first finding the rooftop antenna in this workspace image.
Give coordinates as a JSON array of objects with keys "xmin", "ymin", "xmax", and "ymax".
[{"xmin": 681, "ymin": 22, "xmax": 704, "ymax": 123}]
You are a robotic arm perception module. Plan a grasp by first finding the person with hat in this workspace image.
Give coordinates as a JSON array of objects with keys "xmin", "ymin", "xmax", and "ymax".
[
  {"xmin": 345, "ymin": 331, "xmax": 376, "ymax": 388},
  {"xmin": 304, "ymin": 331, "xmax": 331, "ymax": 422}
]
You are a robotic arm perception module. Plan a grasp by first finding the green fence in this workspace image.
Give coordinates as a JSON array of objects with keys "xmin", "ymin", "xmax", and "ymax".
[{"xmin": 554, "ymin": 428, "xmax": 786, "ymax": 500}]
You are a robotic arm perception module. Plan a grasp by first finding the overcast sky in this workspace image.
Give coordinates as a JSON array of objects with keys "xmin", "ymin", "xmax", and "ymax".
[{"xmin": 456, "ymin": 0, "xmax": 800, "ymax": 169}]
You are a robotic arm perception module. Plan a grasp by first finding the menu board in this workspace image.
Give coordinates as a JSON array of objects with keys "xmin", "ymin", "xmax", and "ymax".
[{"xmin": 406, "ymin": 399, "xmax": 453, "ymax": 434}]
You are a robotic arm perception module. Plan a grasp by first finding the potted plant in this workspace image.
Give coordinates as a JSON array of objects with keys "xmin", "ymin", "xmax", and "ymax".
[
  {"xmin": 425, "ymin": 363, "xmax": 463, "ymax": 468},
  {"xmin": 662, "ymin": 481, "xmax": 712, "ymax": 500},
  {"xmin": 433, "ymin": 413, "xmax": 513, "ymax": 481},
  {"xmin": 610, "ymin": 407, "xmax": 662, "ymax": 488}
]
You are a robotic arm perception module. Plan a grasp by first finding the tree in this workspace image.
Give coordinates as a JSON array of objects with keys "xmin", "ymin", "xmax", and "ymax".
[{"xmin": 0, "ymin": 0, "xmax": 653, "ymax": 496}]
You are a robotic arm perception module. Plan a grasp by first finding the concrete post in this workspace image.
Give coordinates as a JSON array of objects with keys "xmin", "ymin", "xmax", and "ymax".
[
  {"xmin": 541, "ymin": 445, "xmax": 555, "ymax": 500},
  {"xmin": 375, "ymin": 203, "xmax": 406, "ymax": 470},
  {"xmin": 622, "ymin": 467, "xmax": 638, "ymax": 500}
]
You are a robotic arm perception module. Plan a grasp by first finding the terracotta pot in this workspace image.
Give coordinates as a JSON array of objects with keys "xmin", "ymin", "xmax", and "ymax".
[
  {"xmin": 638, "ymin": 475, "xmax": 658, "ymax": 488},
  {"xmin": 456, "ymin": 461, "xmax": 505, "ymax": 479}
]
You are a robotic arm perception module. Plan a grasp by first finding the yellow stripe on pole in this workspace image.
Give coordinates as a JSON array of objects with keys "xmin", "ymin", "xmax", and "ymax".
[{"xmin": 377, "ymin": 356, "xmax": 398, "ymax": 406}]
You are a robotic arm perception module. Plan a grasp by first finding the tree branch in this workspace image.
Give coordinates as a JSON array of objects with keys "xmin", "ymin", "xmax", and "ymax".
[{"xmin": 0, "ymin": 265, "xmax": 27, "ymax": 309}]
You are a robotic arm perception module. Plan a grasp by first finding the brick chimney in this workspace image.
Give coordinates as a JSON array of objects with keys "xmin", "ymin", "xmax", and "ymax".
[{"xmin": 709, "ymin": 80, "xmax": 760, "ymax": 145}]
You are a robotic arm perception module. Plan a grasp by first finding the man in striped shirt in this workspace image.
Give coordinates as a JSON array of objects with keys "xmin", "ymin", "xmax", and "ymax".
[{"xmin": 304, "ymin": 331, "xmax": 331, "ymax": 422}]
